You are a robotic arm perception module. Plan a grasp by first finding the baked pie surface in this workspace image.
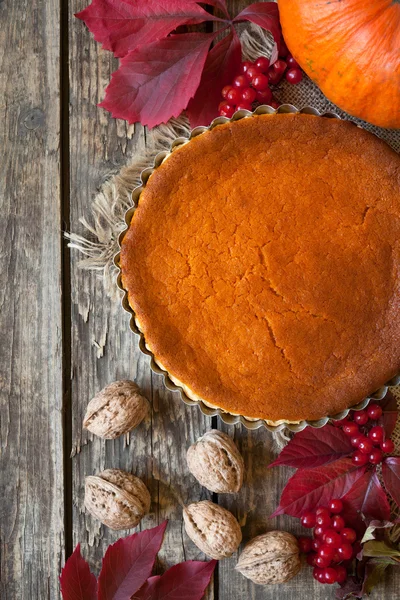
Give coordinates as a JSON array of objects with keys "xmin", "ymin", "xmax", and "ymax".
[{"xmin": 121, "ymin": 114, "xmax": 400, "ymax": 422}]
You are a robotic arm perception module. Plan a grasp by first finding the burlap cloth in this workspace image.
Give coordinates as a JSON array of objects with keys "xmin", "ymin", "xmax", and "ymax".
[{"xmin": 274, "ymin": 76, "xmax": 400, "ymax": 153}]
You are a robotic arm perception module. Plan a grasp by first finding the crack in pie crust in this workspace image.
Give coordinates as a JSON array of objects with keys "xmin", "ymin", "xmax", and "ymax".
[{"xmin": 121, "ymin": 113, "xmax": 400, "ymax": 423}]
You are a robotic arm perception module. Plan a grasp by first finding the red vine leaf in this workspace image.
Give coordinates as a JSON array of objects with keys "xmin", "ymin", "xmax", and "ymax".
[
  {"xmin": 77, "ymin": 0, "xmax": 283, "ymax": 127},
  {"xmin": 382, "ymin": 457, "xmax": 400, "ymax": 508},
  {"xmin": 341, "ymin": 471, "xmax": 391, "ymax": 535},
  {"xmin": 132, "ymin": 576, "xmax": 161, "ymax": 600},
  {"xmin": 100, "ymin": 33, "xmax": 216, "ymax": 127},
  {"xmin": 335, "ymin": 575, "xmax": 363, "ymax": 600},
  {"xmin": 234, "ymin": 2, "xmax": 281, "ymax": 45},
  {"xmin": 60, "ymin": 545, "xmax": 97, "ymax": 600},
  {"xmin": 132, "ymin": 561, "xmax": 217, "ymax": 600},
  {"xmin": 76, "ymin": 0, "xmax": 221, "ymax": 58},
  {"xmin": 271, "ymin": 459, "xmax": 366, "ymax": 518},
  {"xmin": 186, "ymin": 28, "xmax": 241, "ymax": 127},
  {"xmin": 378, "ymin": 391, "xmax": 398, "ymax": 437},
  {"xmin": 200, "ymin": 0, "xmax": 230, "ymax": 18},
  {"xmin": 269, "ymin": 425, "xmax": 353, "ymax": 469},
  {"xmin": 97, "ymin": 520, "xmax": 168, "ymax": 600}
]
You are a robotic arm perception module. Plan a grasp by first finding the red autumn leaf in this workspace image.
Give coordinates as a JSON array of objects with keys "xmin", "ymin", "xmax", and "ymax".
[
  {"xmin": 234, "ymin": 2, "xmax": 281, "ymax": 45},
  {"xmin": 378, "ymin": 391, "xmax": 398, "ymax": 437},
  {"xmin": 382, "ymin": 457, "xmax": 400, "ymax": 508},
  {"xmin": 76, "ymin": 0, "xmax": 284, "ymax": 127},
  {"xmin": 271, "ymin": 458, "xmax": 366, "ymax": 518},
  {"xmin": 132, "ymin": 561, "xmax": 217, "ymax": 600},
  {"xmin": 98, "ymin": 520, "xmax": 168, "ymax": 600},
  {"xmin": 341, "ymin": 470, "xmax": 391, "ymax": 534},
  {"xmin": 186, "ymin": 28, "xmax": 241, "ymax": 127},
  {"xmin": 76, "ymin": 0, "xmax": 221, "ymax": 58},
  {"xmin": 60, "ymin": 544, "xmax": 97, "ymax": 600},
  {"xmin": 335, "ymin": 575, "xmax": 363, "ymax": 600},
  {"xmin": 269, "ymin": 424, "xmax": 353, "ymax": 469},
  {"xmin": 100, "ymin": 33, "xmax": 216, "ymax": 128},
  {"xmin": 195, "ymin": 0, "xmax": 230, "ymax": 18},
  {"xmin": 132, "ymin": 576, "xmax": 161, "ymax": 600}
]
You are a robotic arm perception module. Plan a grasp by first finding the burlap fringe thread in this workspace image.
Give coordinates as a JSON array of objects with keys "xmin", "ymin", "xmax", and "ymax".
[
  {"xmin": 67, "ymin": 116, "xmax": 192, "ymax": 297},
  {"xmin": 66, "ymin": 25, "xmax": 400, "ymax": 451}
]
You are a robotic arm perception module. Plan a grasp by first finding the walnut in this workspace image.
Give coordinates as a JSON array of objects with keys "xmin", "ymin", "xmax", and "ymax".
[
  {"xmin": 83, "ymin": 380, "xmax": 149, "ymax": 439},
  {"xmin": 235, "ymin": 531, "xmax": 300, "ymax": 585},
  {"xmin": 183, "ymin": 500, "xmax": 242, "ymax": 559},
  {"xmin": 84, "ymin": 468, "xmax": 151, "ymax": 530},
  {"xmin": 187, "ymin": 430, "xmax": 244, "ymax": 494}
]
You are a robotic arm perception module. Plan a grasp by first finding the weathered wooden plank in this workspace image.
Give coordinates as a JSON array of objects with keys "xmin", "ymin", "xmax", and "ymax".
[
  {"xmin": 0, "ymin": 1, "xmax": 64, "ymax": 598},
  {"xmin": 69, "ymin": 1, "xmax": 149, "ymax": 571},
  {"xmin": 218, "ymin": 425, "xmax": 330, "ymax": 600},
  {"xmin": 68, "ymin": 4, "xmax": 213, "ymax": 594}
]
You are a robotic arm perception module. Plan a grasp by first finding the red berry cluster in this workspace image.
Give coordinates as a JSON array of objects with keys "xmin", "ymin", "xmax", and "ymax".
[
  {"xmin": 333, "ymin": 403, "xmax": 394, "ymax": 466},
  {"xmin": 218, "ymin": 46, "xmax": 303, "ymax": 118},
  {"xmin": 299, "ymin": 499, "xmax": 356, "ymax": 585}
]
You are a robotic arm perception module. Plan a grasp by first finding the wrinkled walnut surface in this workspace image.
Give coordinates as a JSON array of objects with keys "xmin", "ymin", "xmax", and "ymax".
[
  {"xmin": 236, "ymin": 531, "xmax": 300, "ymax": 584},
  {"xmin": 83, "ymin": 380, "xmax": 149, "ymax": 439},
  {"xmin": 183, "ymin": 500, "xmax": 242, "ymax": 560},
  {"xmin": 187, "ymin": 430, "xmax": 244, "ymax": 493},
  {"xmin": 84, "ymin": 468, "xmax": 150, "ymax": 530}
]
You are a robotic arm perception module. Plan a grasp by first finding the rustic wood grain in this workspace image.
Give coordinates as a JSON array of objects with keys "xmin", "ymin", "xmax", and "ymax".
[
  {"xmin": 0, "ymin": 0, "xmax": 64, "ymax": 598},
  {"xmin": 68, "ymin": 5, "xmax": 213, "ymax": 596}
]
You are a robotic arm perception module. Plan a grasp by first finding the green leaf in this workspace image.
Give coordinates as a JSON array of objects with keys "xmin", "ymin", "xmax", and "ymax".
[
  {"xmin": 362, "ymin": 560, "xmax": 391, "ymax": 595},
  {"xmin": 363, "ymin": 540, "xmax": 400, "ymax": 559},
  {"xmin": 361, "ymin": 520, "xmax": 394, "ymax": 544}
]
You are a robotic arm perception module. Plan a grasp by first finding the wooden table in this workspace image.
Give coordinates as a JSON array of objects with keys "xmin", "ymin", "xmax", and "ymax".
[{"xmin": 1, "ymin": 1, "xmax": 398, "ymax": 598}]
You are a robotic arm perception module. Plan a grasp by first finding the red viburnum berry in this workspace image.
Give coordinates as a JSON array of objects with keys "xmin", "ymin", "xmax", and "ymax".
[
  {"xmin": 381, "ymin": 439, "xmax": 395, "ymax": 453},
  {"xmin": 367, "ymin": 403, "xmax": 383, "ymax": 420}
]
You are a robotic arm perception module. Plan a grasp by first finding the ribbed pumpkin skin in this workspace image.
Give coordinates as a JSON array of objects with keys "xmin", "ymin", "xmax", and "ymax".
[{"xmin": 278, "ymin": 0, "xmax": 400, "ymax": 128}]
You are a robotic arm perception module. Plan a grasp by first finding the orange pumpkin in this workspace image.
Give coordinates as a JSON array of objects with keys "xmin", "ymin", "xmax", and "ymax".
[{"xmin": 278, "ymin": 0, "xmax": 400, "ymax": 129}]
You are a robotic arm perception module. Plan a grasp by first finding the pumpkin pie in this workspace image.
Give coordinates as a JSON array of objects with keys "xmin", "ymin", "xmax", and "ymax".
[{"xmin": 120, "ymin": 113, "xmax": 400, "ymax": 423}]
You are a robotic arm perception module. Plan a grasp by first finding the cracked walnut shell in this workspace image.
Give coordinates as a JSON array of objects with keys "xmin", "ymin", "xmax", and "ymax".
[
  {"xmin": 84, "ymin": 468, "xmax": 151, "ymax": 530},
  {"xmin": 235, "ymin": 531, "xmax": 300, "ymax": 585},
  {"xmin": 187, "ymin": 430, "xmax": 244, "ymax": 494},
  {"xmin": 83, "ymin": 380, "xmax": 149, "ymax": 439},
  {"xmin": 183, "ymin": 500, "xmax": 242, "ymax": 560}
]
